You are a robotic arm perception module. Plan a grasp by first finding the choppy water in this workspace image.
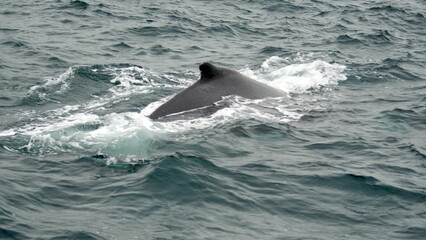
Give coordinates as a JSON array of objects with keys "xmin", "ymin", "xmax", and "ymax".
[{"xmin": 1, "ymin": 0, "xmax": 425, "ymax": 239}]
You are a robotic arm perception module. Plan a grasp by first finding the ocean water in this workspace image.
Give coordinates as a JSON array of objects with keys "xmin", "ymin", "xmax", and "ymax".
[{"xmin": 0, "ymin": 0, "xmax": 425, "ymax": 239}]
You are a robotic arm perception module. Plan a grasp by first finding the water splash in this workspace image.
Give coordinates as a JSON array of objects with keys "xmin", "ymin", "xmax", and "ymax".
[
  {"xmin": 242, "ymin": 55, "xmax": 347, "ymax": 94},
  {"xmin": 0, "ymin": 56, "xmax": 347, "ymax": 162},
  {"xmin": 28, "ymin": 66, "xmax": 75, "ymax": 100}
]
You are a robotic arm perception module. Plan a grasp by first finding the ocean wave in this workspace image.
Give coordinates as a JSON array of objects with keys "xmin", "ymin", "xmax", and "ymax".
[
  {"xmin": 292, "ymin": 173, "xmax": 426, "ymax": 208},
  {"xmin": 59, "ymin": 0, "xmax": 90, "ymax": 11}
]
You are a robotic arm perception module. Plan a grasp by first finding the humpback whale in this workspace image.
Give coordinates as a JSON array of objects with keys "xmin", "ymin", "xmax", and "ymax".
[{"xmin": 149, "ymin": 62, "xmax": 286, "ymax": 119}]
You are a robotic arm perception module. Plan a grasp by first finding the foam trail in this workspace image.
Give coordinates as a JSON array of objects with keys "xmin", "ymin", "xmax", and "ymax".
[{"xmin": 0, "ymin": 56, "xmax": 347, "ymax": 163}]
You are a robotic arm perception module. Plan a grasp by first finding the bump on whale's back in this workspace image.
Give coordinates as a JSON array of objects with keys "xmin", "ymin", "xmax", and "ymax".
[
  {"xmin": 149, "ymin": 63, "xmax": 285, "ymax": 119},
  {"xmin": 199, "ymin": 62, "xmax": 218, "ymax": 80}
]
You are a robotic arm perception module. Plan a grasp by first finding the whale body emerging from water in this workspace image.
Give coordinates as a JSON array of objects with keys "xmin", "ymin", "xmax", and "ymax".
[{"xmin": 149, "ymin": 62, "xmax": 286, "ymax": 119}]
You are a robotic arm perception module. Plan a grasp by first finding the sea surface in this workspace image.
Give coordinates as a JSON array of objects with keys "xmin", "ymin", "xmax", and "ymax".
[{"xmin": 0, "ymin": 0, "xmax": 425, "ymax": 239}]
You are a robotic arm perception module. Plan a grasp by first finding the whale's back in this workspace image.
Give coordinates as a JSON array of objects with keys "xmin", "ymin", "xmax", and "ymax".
[{"xmin": 149, "ymin": 63, "xmax": 285, "ymax": 119}]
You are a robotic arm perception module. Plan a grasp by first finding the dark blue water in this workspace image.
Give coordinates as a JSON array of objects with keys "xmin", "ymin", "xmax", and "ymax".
[{"xmin": 1, "ymin": 0, "xmax": 425, "ymax": 239}]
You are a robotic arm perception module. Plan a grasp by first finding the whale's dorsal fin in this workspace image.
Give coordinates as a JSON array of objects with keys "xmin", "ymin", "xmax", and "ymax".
[{"xmin": 199, "ymin": 62, "xmax": 220, "ymax": 81}]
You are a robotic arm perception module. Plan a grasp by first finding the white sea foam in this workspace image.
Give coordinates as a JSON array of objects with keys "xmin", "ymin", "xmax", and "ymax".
[
  {"xmin": 28, "ymin": 66, "xmax": 75, "ymax": 99},
  {"xmin": 0, "ymin": 129, "xmax": 16, "ymax": 137},
  {"xmin": 242, "ymin": 56, "xmax": 347, "ymax": 94},
  {"xmin": 1, "ymin": 56, "xmax": 347, "ymax": 161}
]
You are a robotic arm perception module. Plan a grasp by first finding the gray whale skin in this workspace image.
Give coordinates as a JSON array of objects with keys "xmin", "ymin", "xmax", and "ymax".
[{"xmin": 149, "ymin": 62, "xmax": 285, "ymax": 119}]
